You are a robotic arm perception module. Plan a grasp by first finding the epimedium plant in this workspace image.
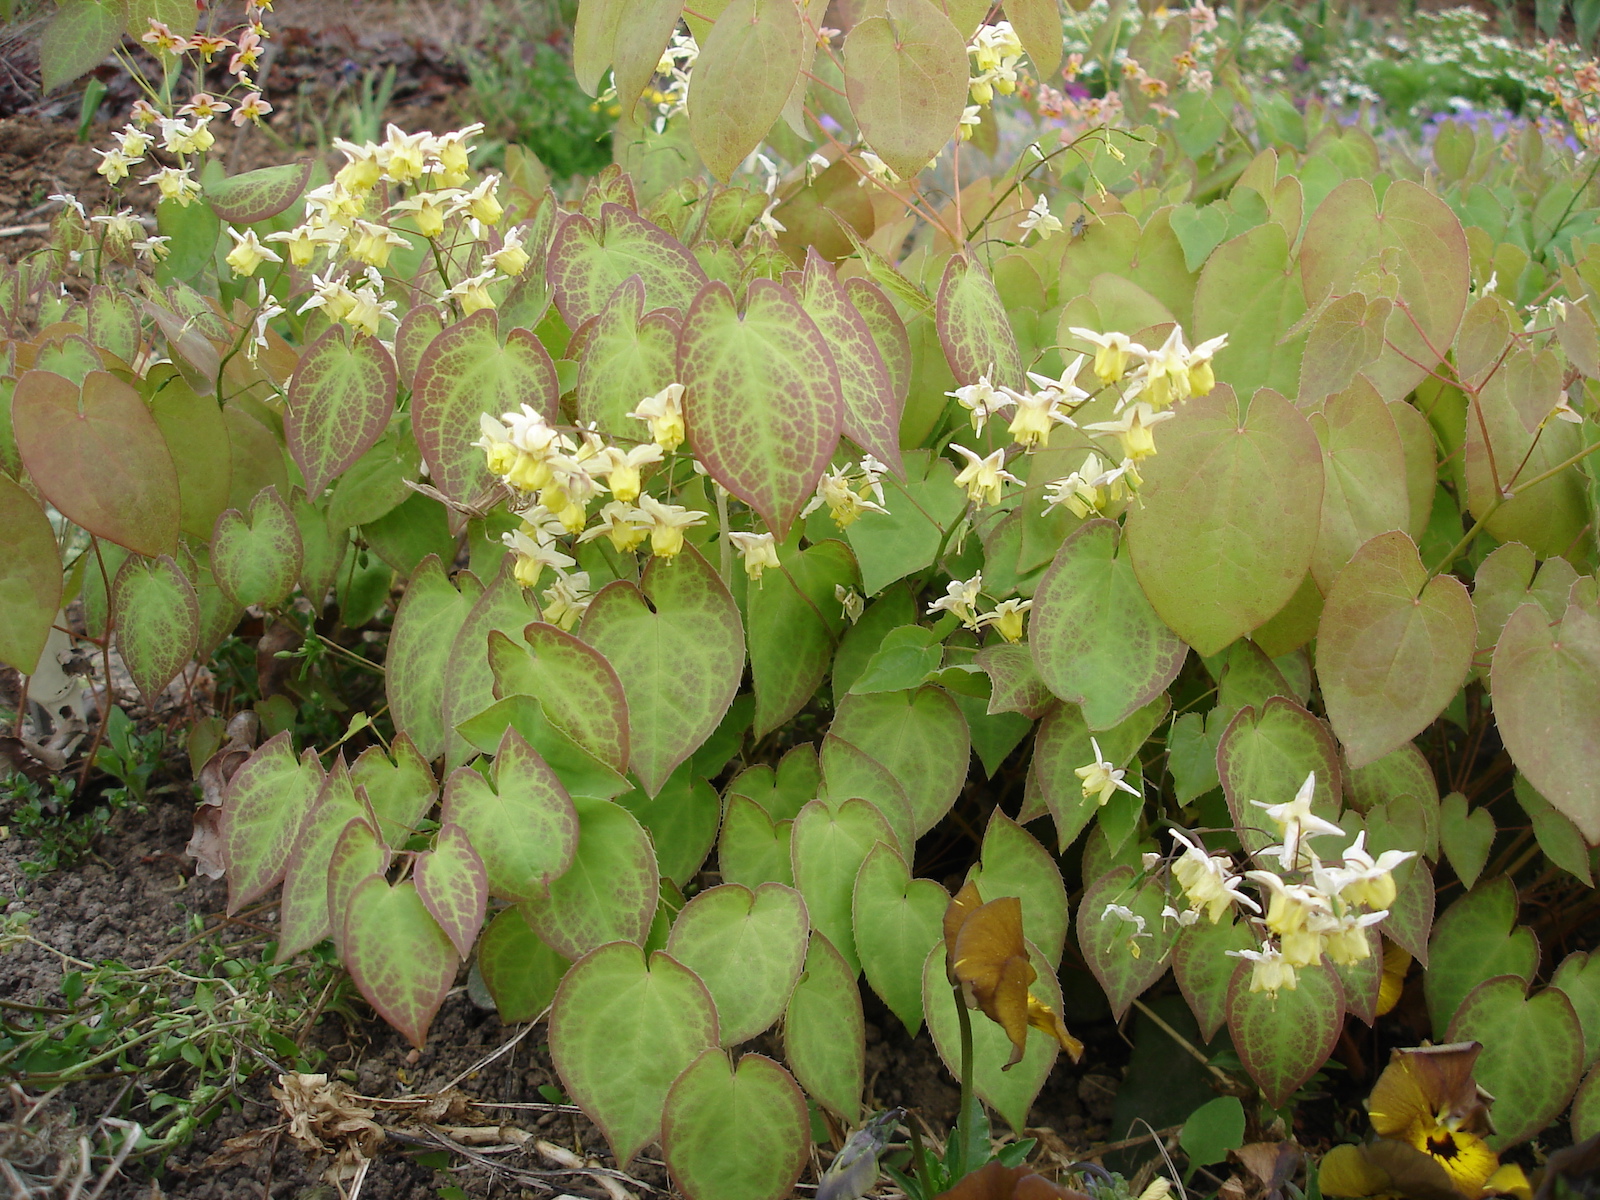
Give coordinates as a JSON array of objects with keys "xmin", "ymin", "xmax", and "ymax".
[{"xmin": 6, "ymin": 0, "xmax": 1600, "ymax": 1196}]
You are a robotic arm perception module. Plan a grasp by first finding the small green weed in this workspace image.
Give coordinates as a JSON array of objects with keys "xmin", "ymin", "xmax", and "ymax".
[{"xmin": 1, "ymin": 771, "xmax": 141, "ymax": 879}]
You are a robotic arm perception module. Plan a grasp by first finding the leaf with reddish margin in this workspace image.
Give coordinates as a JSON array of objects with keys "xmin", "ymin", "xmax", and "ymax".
[
  {"xmin": 580, "ymin": 545, "xmax": 744, "ymax": 797},
  {"xmin": 936, "ymin": 252, "xmax": 1025, "ymax": 390},
  {"xmin": 204, "ymin": 160, "xmax": 312, "ymax": 224},
  {"xmin": 818, "ymin": 733, "xmax": 915, "ymax": 858},
  {"xmin": 845, "ymin": 276, "xmax": 911, "ymax": 418},
  {"xmin": 795, "ymin": 249, "xmax": 903, "ymax": 475},
  {"xmin": 828, "ymin": 686, "xmax": 969, "ymax": 837},
  {"xmin": 749, "ymin": 539, "xmax": 858, "ymax": 739},
  {"xmin": 688, "ymin": 0, "xmax": 806, "ymax": 181},
  {"xmin": 844, "ymin": 0, "xmax": 968, "ymax": 181},
  {"xmin": 666, "ymin": 882, "xmax": 810, "ymax": 1045},
  {"xmin": 277, "ymin": 758, "xmax": 368, "ymax": 961},
  {"xmin": 440, "ymin": 726, "xmax": 579, "ymax": 902},
  {"xmin": 219, "ymin": 731, "xmax": 324, "ymax": 913},
  {"xmin": 395, "ymin": 306, "xmax": 445, "ymax": 391},
  {"xmin": 488, "ymin": 622, "xmax": 631, "ymax": 777},
  {"xmin": 966, "ymin": 810, "xmax": 1069, "ymax": 968},
  {"xmin": 783, "ymin": 933, "xmax": 864, "ymax": 1122},
  {"xmin": 476, "ymin": 905, "xmax": 570, "ymax": 1022},
  {"xmin": 521, "ymin": 794, "xmax": 658, "ymax": 961},
  {"xmin": 719, "ymin": 796, "xmax": 794, "ymax": 889},
  {"xmin": 1448, "ymin": 977, "xmax": 1584, "ymax": 1150},
  {"xmin": 547, "ymin": 205, "xmax": 706, "ymax": 329},
  {"xmin": 852, "ymin": 841, "xmax": 946, "ymax": 1035},
  {"xmin": 1383, "ymin": 858, "xmax": 1435, "ymax": 968},
  {"xmin": 286, "ymin": 328, "xmax": 397, "ymax": 497},
  {"xmin": 1125, "ymin": 386, "xmax": 1323, "ymax": 657},
  {"xmin": 976, "ymin": 643, "xmax": 1055, "ymax": 719},
  {"xmin": 210, "ymin": 484, "xmax": 303, "ymax": 609},
  {"xmin": 413, "ymin": 310, "xmax": 558, "ymax": 512},
  {"xmin": 1031, "ymin": 519, "xmax": 1188, "ymax": 730},
  {"xmin": 663, "ymin": 1051, "xmax": 810, "ymax": 1200},
  {"xmin": 1492, "ymin": 600, "xmax": 1600, "ymax": 843},
  {"xmin": 1308, "ymin": 380, "xmax": 1410, "ymax": 591},
  {"xmin": 416, "ymin": 822, "xmax": 488, "ymax": 959},
  {"xmin": 387, "ymin": 556, "xmax": 485, "ymax": 763},
  {"xmin": 575, "ymin": 275, "xmax": 680, "ymax": 438},
  {"xmin": 0, "ymin": 475, "xmax": 61, "ymax": 673},
  {"xmin": 1077, "ymin": 866, "xmax": 1176, "ymax": 1021},
  {"xmin": 350, "ymin": 734, "xmax": 437, "ymax": 849},
  {"xmin": 440, "ymin": 555, "xmax": 539, "ymax": 767},
  {"xmin": 1172, "ymin": 914, "xmax": 1258, "ymax": 1042},
  {"xmin": 344, "ymin": 876, "xmax": 459, "ymax": 1049},
  {"xmin": 550, "ymin": 943, "xmax": 719, "ymax": 1167},
  {"xmin": 1217, "ymin": 697, "xmax": 1343, "ymax": 861},
  {"xmin": 1029, "ymin": 696, "xmax": 1168, "ymax": 852},
  {"xmin": 790, "ymin": 797, "xmax": 896, "ymax": 974},
  {"xmin": 112, "ymin": 553, "xmax": 199, "ymax": 703},
  {"xmin": 13, "ymin": 369, "xmax": 180, "ymax": 556},
  {"xmin": 327, "ymin": 817, "xmax": 390, "ymax": 959},
  {"xmin": 176, "ymin": 543, "xmax": 242, "ymax": 662},
  {"xmin": 1333, "ymin": 927, "xmax": 1383, "ymax": 1026},
  {"xmin": 1317, "ymin": 532, "xmax": 1475, "ymax": 769},
  {"xmin": 679, "ymin": 278, "xmax": 843, "ymax": 538},
  {"xmin": 1227, "ymin": 958, "xmax": 1344, "ymax": 1108}
]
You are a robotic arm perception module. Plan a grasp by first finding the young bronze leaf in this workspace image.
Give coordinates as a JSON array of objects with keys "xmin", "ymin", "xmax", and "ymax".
[
  {"xmin": 688, "ymin": 0, "xmax": 806, "ymax": 181},
  {"xmin": 1031, "ymin": 519, "xmax": 1187, "ymax": 730},
  {"xmin": 489, "ymin": 622, "xmax": 631, "ymax": 776},
  {"xmin": 784, "ymin": 933, "xmax": 865, "ymax": 1122},
  {"xmin": 277, "ymin": 758, "xmax": 368, "ymax": 961},
  {"xmin": 14, "ymin": 369, "xmax": 181, "ymax": 557},
  {"xmin": 0, "ymin": 475, "xmax": 60, "ymax": 673},
  {"xmin": 112, "ymin": 553, "xmax": 199, "ymax": 704},
  {"xmin": 1227, "ymin": 959, "xmax": 1345, "ymax": 1108},
  {"xmin": 415, "ymin": 822, "xmax": 489, "ymax": 959},
  {"xmin": 219, "ymin": 732, "xmax": 324, "ymax": 913},
  {"xmin": 549, "ymin": 943, "xmax": 719, "ymax": 1167},
  {"xmin": 343, "ymin": 876, "xmax": 459, "ymax": 1049},
  {"xmin": 937, "ymin": 252, "xmax": 1026, "ymax": 390},
  {"xmin": 575, "ymin": 275, "xmax": 679, "ymax": 438},
  {"xmin": 1124, "ymin": 386, "xmax": 1323, "ymax": 657},
  {"xmin": 853, "ymin": 841, "xmax": 947, "ymax": 1035},
  {"xmin": 521, "ymin": 794, "xmax": 658, "ymax": 960},
  {"xmin": 204, "ymin": 159, "xmax": 313, "ymax": 224},
  {"xmin": 547, "ymin": 205, "xmax": 706, "ymax": 329},
  {"xmin": 210, "ymin": 484, "xmax": 303, "ymax": 609},
  {"xmin": 666, "ymin": 882, "xmax": 810, "ymax": 1045},
  {"xmin": 679, "ymin": 278, "xmax": 844, "ymax": 538},
  {"xmin": 386, "ymin": 557, "xmax": 485, "ymax": 763},
  {"xmin": 844, "ymin": 0, "xmax": 969, "ymax": 181},
  {"xmin": 439, "ymin": 725, "xmax": 579, "ymax": 903},
  {"xmin": 1317, "ymin": 532, "xmax": 1475, "ymax": 769},
  {"xmin": 476, "ymin": 905, "xmax": 570, "ymax": 1022},
  {"xmin": 580, "ymin": 545, "xmax": 744, "ymax": 797},
  {"xmin": 1491, "ymin": 601, "xmax": 1600, "ymax": 843},
  {"xmin": 663, "ymin": 1051, "xmax": 810, "ymax": 1200},
  {"xmin": 1192, "ymin": 222, "xmax": 1306, "ymax": 399},
  {"xmin": 412, "ymin": 310, "xmax": 558, "ymax": 512},
  {"xmin": 285, "ymin": 328, "xmax": 397, "ymax": 497}
]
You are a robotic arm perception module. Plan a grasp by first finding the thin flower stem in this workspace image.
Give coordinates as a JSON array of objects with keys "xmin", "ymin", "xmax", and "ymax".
[{"xmin": 951, "ymin": 978, "xmax": 984, "ymax": 1174}]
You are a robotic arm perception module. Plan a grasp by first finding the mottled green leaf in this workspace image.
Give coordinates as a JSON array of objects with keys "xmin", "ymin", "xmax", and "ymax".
[
  {"xmin": 547, "ymin": 205, "xmax": 706, "ymax": 329},
  {"xmin": 667, "ymin": 883, "xmax": 809, "ymax": 1045},
  {"xmin": 1078, "ymin": 866, "xmax": 1176, "ymax": 1021},
  {"xmin": 783, "ymin": 933, "xmax": 864, "ymax": 1122},
  {"xmin": 574, "ymin": 276, "xmax": 679, "ymax": 439},
  {"xmin": 1449, "ymin": 977, "xmax": 1584, "ymax": 1149},
  {"xmin": 852, "ymin": 842, "xmax": 946, "ymax": 1035},
  {"xmin": 205, "ymin": 160, "xmax": 313, "ymax": 225},
  {"xmin": 387, "ymin": 557, "xmax": 485, "ymax": 762},
  {"xmin": 937, "ymin": 251, "xmax": 1025, "ymax": 391},
  {"xmin": 219, "ymin": 732, "xmax": 324, "ymax": 912},
  {"xmin": 1172, "ymin": 914, "xmax": 1258, "ymax": 1042},
  {"xmin": 828, "ymin": 686, "xmax": 969, "ymax": 836},
  {"xmin": 210, "ymin": 484, "xmax": 303, "ymax": 609},
  {"xmin": 719, "ymin": 795, "xmax": 795, "ymax": 889},
  {"xmin": 1217, "ymin": 697, "xmax": 1342, "ymax": 860},
  {"xmin": 344, "ymin": 876, "xmax": 458, "ymax": 1049},
  {"xmin": 277, "ymin": 759, "xmax": 367, "ymax": 960},
  {"xmin": 790, "ymin": 797, "xmax": 896, "ymax": 975},
  {"xmin": 476, "ymin": 904, "xmax": 570, "ymax": 1022},
  {"xmin": 112, "ymin": 553, "xmax": 198, "ymax": 703},
  {"xmin": 1193, "ymin": 223, "xmax": 1306, "ymax": 398},
  {"xmin": 966, "ymin": 811, "xmax": 1068, "ymax": 968},
  {"xmin": 1425, "ymin": 879, "xmax": 1538, "ymax": 1039},
  {"xmin": 489, "ymin": 622, "xmax": 631, "ymax": 777},
  {"xmin": 521, "ymin": 795, "xmax": 658, "ymax": 961},
  {"xmin": 1227, "ymin": 959, "xmax": 1344, "ymax": 1108},
  {"xmin": 662, "ymin": 1051, "xmax": 810, "ymax": 1200},
  {"xmin": 286, "ymin": 328, "xmax": 397, "ymax": 497}
]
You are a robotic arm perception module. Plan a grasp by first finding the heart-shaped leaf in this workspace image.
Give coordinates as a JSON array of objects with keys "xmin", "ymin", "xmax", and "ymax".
[
  {"xmin": 111, "ymin": 553, "xmax": 198, "ymax": 703},
  {"xmin": 616, "ymin": 763, "xmax": 721, "ymax": 887},
  {"xmin": 204, "ymin": 159, "xmax": 313, "ymax": 224},
  {"xmin": 749, "ymin": 539, "xmax": 857, "ymax": 737},
  {"xmin": 550, "ymin": 943, "xmax": 719, "ymax": 1167},
  {"xmin": 1192, "ymin": 224, "xmax": 1306, "ymax": 399},
  {"xmin": 1227, "ymin": 959, "xmax": 1344, "ymax": 1107},
  {"xmin": 843, "ymin": 450, "xmax": 966, "ymax": 594},
  {"xmin": 416, "ymin": 822, "xmax": 489, "ymax": 959},
  {"xmin": 327, "ymin": 817, "xmax": 390, "ymax": 960},
  {"xmin": 285, "ymin": 328, "xmax": 397, "ymax": 497},
  {"xmin": 219, "ymin": 732, "xmax": 324, "ymax": 913},
  {"xmin": 349, "ymin": 734, "xmax": 436, "ymax": 849},
  {"xmin": 718, "ymin": 796, "xmax": 794, "ymax": 889},
  {"xmin": 574, "ymin": 275, "xmax": 679, "ymax": 438},
  {"xmin": 1078, "ymin": 866, "xmax": 1176, "ymax": 1020},
  {"xmin": 520, "ymin": 795, "xmax": 658, "ymax": 961},
  {"xmin": 828, "ymin": 686, "xmax": 969, "ymax": 837},
  {"xmin": 662, "ymin": 1051, "xmax": 810, "ymax": 1200},
  {"xmin": 844, "ymin": 0, "xmax": 968, "ymax": 181},
  {"xmin": 852, "ymin": 841, "xmax": 948, "ymax": 1035},
  {"xmin": 440, "ymin": 557, "xmax": 541, "ymax": 768},
  {"xmin": 277, "ymin": 759, "xmax": 368, "ymax": 960},
  {"xmin": 1031, "ymin": 519, "xmax": 1188, "ymax": 729},
  {"xmin": 476, "ymin": 905, "xmax": 570, "ymax": 1022},
  {"xmin": 791, "ymin": 798, "xmax": 896, "ymax": 975},
  {"xmin": 966, "ymin": 811, "xmax": 1068, "ymax": 968},
  {"xmin": 1030, "ymin": 697, "xmax": 1168, "ymax": 852},
  {"xmin": 0, "ymin": 475, "xmax": 60, "ymax": 673},
  {"xmin": 147, "ymin": 372, "xmax": 233, "ymax": 541},
  {"xmin": 1553, "ymin": 951, "xmax": 1600, "ymax": 1070},
  {"xmin": 344, "ymin": 876, "xmax": 459, "ymax": 1049},
  {"xmin": 1448, "ymin": 976, "xmax": 1584, "ymax": 1149},
  {"xmin": 210, "ymin": 484, "xmax": 303, "ymax": 609},
  {"xmin": 1425, "ymin": 878, "xmax": 1538, "ymax": 1039},
  {"xmin": 818, "ymin": 733, "xmax": 915, "ymax": 858},
  {"xmin": 1217, "ymin": 697, "xmax": 1342, "ymax": 861},
  {"xmin": 489, "ymin": 622, "xmax": 631, "ymax": 777},
  {"xmin": 976, "ymin": 643, "xmax": 1055, "ymax": 719},
  {"xmin": 1317, "ymin": 532, "xmax": 1475, "ymax": 769},
  {"xmin": 783, "ymin": 933, "xmax": 865, "ymax": 1122},
  {"xmin": 688, "ymin": 0, "xmax": 805, "ymax": 181},
  {"xmin": 547, "ymin": 204, "xmax": 706, "ymax": 329},
  {"xmin": 1172, "ymin": 915, "xmax": 1258, "ymax": 1042},
  {"xmin": 666, "ymin": 882, "xmax": 809, "ymax": 1045},
  {"xmin": 936, "ymin": 251, "xmax": 1025, "ymax": 390},
  {"xmin": 1307, "ymin": 381, "xmax": 1410, "ymax": 589},
  {"xmin": 386, "ymin": 557, "xmax": 485, "ymax": 762},
  {"xmin": 1438, "ymin": 791, "xmax": 1494, "ymax": 890}
]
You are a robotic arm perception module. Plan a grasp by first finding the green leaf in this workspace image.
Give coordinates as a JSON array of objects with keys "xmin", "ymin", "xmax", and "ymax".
[
  {"xmin": 688, "ymin": 0, "xmax": 805, "ymax": 181},
  {"xmin": 611, "ymin": 0, "xmax": 686, "ymax": 123},
  {"xmin": 819, "ymin": 733, "xmax": 916, "ymax": 855},
  {"xmin": 412, "ymin": 310, "xmax": 558, "ymax": 512},
  {"xmin": 327, "ymin": 422, "xmax": 421, "ymax": 530},
  {"xmin": 1227, "ymin": 959, "xmax": 1344, "ymax": 1108},
  {"xmin": 1180, "ymin": 1096, "xmax": 1246, "ymax": 1178},
  {"xmin": 1345, "ymin": 741, "xmax": 1439, "ymax": 856},
  {"xmin": 581, "ymin": 545, "xmax": 745, "ymax": 796},
  {"xmin": 1307, "ymin": 381, "xmax": 1410, "ymax": 589},
  {"xmin": 784, "ymin": 933, "xmax": 865, "ymax": 1122},
  {"xmin": 40, "ymin": 0, "xmax": 120, "ymax": 92},
  {"xmin": 416, "ymin": 823, "xmax": 489, "ymax": 959},
  {"xmin": 521, "ymin": 795, "xmax": 659, "ymax": 961},
  {"xmin": 1193, "ymin": 223, "xmax": 1306, "ymax": 398},
  {"xmin": 286, "ymin": 329, "xmax": 397, "ymax": 497},
  {"xmin": 1031, "ymin": 519, "xmax": 1188, "ymax": 729},
  {"xmin": 1217, "ymin": 697, "xmax": 1342, "ymax": 860},
  {"xmin": 1448, "ymin": 977, "xmax": 1584, "ymax": 1149},
  {"xmin": 210, "ymin": 484, "xmax": 303, "ymax": 609},
  {"xmin": 574, "ymin": 276, "xmax": 679, "ymax": 439},
  {"xmin": 616, "ymin": 762, "xmax": 721, "ymax": 888},
  {"xmin": 923, "ymin": 936, "xmax": 1064, "ymax": 1132},
  {"xmin": 662, "ymin": 1051, "xmax": 810, "ymax": 1200},
  {"xmin": 14, "ymin": 370, "xmax": 180, "ymax": 557},
  {"xmin": 790, "ymin": 798, "xmax": 896, "ymax": 975},
  {"xmin": 750, "ymin": 539, "xmax": 857, "ymax": 736},
  {"xmin": 850, "ymin": 624, "xmax": 941, "ymax": 694},
  {"xmin": 1005, "ymin": 0, "xmax": 1062, "ymax": 77},
  {"xmin": 440, "ymin": 726, "xmax": 579, "ymax": 902},
  {"xmin": 1574, "ymin": 1064, "xmax": 1600, "ymax": 1143},
  {"xmin": 976, "ymin": 643, "xmax": 1055, "ymax": 718},
  {"xmin": 719, "ymin": 796, "xmax": 795, "ymax": 889},
  {"xmin": 440, "ymin": 557, "xmax": 541, "ymax": 768},
  {"xmin": 1491, "ymin": 600, "xmax": 1600, "ymax": 843},
  {"xmin": 728, "ymin": 743, "xmax": 819, "ymax": 823},
  {"xmin": 1170, "ymin": 203, "xmax": 1231, "ymax": 274},
  {"xmin": 679, "ymin": 280, "xmax": 843, "ymax": 538},
  {"xmin": 219, "ymin": 732, "xmax": 323, "ymax": 913},
  {"xmin": 476, "ymin": 905, "xmax": 570, "ymax": 1022},
  {"xmin": 1077, "ymin": 866, "xmax": 1176, "ymax": 1021},
  {"xmin": 1316, "ymin": 532, "xmax": 1475, "ymax": 769},
  {"xmin": 386, "ymin": 557, "xmax": 485, "ymax": 762},
  {"xmin": 1171, "ymin": 914, "xmax": 1258, "ymax": 1043},
  {"xmin": 1552, "ymin": 951, "xmax": 1600, "ymax": 1069},
  {"xmin": 666, "ymin": 883, "xmax": 809, "ymax": 1045},
  {"xmin": 548, "ymin": 205, "xmax": 706, "ymax": 329},
  {"xmin": 1297, "ymin": 295, "xmax": 1391, "ymax": 409},
  {"xmin": 291, "ymin": 488, "xmax": 347, "ymax": 604},
  {"xmin": 844, "ymin": 0, "xmax": 969, "ymax": 181},
  {"xmin": 550, "ymin": 943, "xmax": 719, "ymax": 1167},
  {"xmin": 489, "ymin": 622, "xmax": 631, "ymax": 777},
  {"xmin": 1438, "ymin": 792, "xmax": 1494, "ymax": 891},
  {"xmin": 112, "ymin": 553, "xmax": 198, "ymax": 704},
  {"xmin": 843, "ymin": 450, "xmax": 966, "ymax": 595},
  {"xmin": 852, "ymin": 842, "xmax": 947, "ymax": 1036},
  {"xmin": 1125, "ymin": 386, "xmax": 1323, "ymax": 657},
  {"xmin": 1424, "ymin": 879, "xmax": 1538, "ymax": 1039},
  {"xmin": 277, "ymin": 760, "xmax": 368, "ymax": 960},
  {"xmin": 1512, "ymin": 774, "xmax": 1593, "ymax": 886},
  {"xmin": 350, "ymin": 735, "xmax": 437, "ymax": 850},
  {"xmin": 0, "ymin": 476, "xmax": 60, "ymax": 673},
  {"xmin": 344, "ymin": 877, "xmax": 459, "ymax": 1049},
  {"xmin": 1030, "ymin": 696, "xmax": 1167, "ymax": 852},
  {"xmin": 966, "ymin": 811, "xmax": 1068, "ymax": 968},
  {"xmin": 204, "ymin": 160, "xmax": 313, "ymax": 225},
  {"xmin": 936, "ymin": 251, "xmax": 1025, "ymax": 391},
  {"xmin": 828, "ymin": 686, "xmax": 969, "ymax": 837}
]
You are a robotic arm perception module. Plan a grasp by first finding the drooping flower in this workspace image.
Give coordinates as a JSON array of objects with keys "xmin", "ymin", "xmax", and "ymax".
[
  {"xmin": 1169, "ymin": 829, "xmax": 1259, "ymax": 923},
  {"xmin": 1227, "ymin": 942, "xmax": 1297, "ymax": 995},
  {"xmin": 729, "ymin": 531, "xmax": 780, "ymax": 581},
  {"xmin": 977, "ymin": 598, "xmax": 1031, "ymax": 643},
  {"xmin": 636, "ymin": 493, "xmax": 707, "ymax": 559},
  {"xmin": 927, "ymin": 572, "xmax": 983, "ymax": 629},
  {"xmin": 946, "ymin": 373, "xmax": 1015, "ymax": 435},
  {"xmin": 628, "ymin": 383, "xmax": 686, "ymax": 453},
  {"xmin": 592, "ymin": 443, "xmax": 664, "ymax": 504},
  {"xmin": 502, "ymin": 527, "xmax": 575, "ymax": 590},
  {"xmin": 1070, "ymin": 328, "xmax": 1144, "ymax": 385},
  {"xmin": 541, "ymin": 571, "xmax": 592, "ymax": 631},
  {"xmin": 1076, "ymin": 736, "xmax": 1141, "ymax": 807},
  {"xmin": 1253, "ymin": 772, "xmax": 1346, "ymax": 871},
  {"xmin": 950, "ymin": 443, "xmax": 1019, "ymax": 506},
  {"xmin": 578, "ymin": 501, "xmax": 651, "ymax": 554},
  {"xmin": 224, "ymin": 227, "xmax": 283, "ymax": 277},
  {"xmin": 1085, "ymin": 402, "xmax": 1173, "ymax": 462}
]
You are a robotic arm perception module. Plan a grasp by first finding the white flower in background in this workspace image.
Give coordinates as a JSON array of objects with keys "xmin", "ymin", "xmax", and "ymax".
[{"xmin": 1020, "ymin": 194, "xmax": 1063, "ymax": 240}]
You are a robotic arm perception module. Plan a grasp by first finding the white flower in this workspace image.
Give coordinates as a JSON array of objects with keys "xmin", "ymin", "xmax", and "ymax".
[
  {"xmin": 1075, "ymin": 736, "xmax": 1141, "ymax": 806},
  {"xmin": 945, "ymin": 372, "xmax": 1015, "ymax": 435},
  {"xmin": 1161, "ymin": 905, "xmax": 1200, "ymax": 927},
  {"xmin": 729, "ymin": 531, "xmax": 780, "ymax": 581},
  {"xmin": 1101, "ymin": 903, "xmax": 1153, "ymax": 957},
  {"xmin": 927, "ymin": 572, "xmax": 983, "ymax": 628},
  {"xmin": 1169, "ymin": 829, "xmax": 1260, "ymax": 923},
  {"xmin": 502, "ymin": 527, "xmax": 576, "ymax": 590},
  {"xmin": 836, "ymin": 585, "xmax": 864, "ymax": 624},
  {"xmin": 1227, "ymin": 943, "xmax": 1297, "ymax": 995},
  {"xmin": 950, "ymin": 443, "xmax": 1019, "ymax": 506},
  {"xmin": 1019, "ymin": 194, "xmax": 1064, "ymax": 240},
  {"xmin": 1252, "ymin": 772, "xmax": 1346, "ymax": 872},
  {"xmin": 628, "ymin": 383, "xmax": 686, "ymax": 452}
]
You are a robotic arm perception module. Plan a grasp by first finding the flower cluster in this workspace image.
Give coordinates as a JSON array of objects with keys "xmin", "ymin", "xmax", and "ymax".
[
  {"xmin": 597, "ymin": 30, "xmax": 699, "ymax": 133},
  {"xmin": 926, "ymin": 572, "xmax": 1033, "ymax": 643},
  {"xmin": 967, "ymin": 22, "xmax": 1026, "ymax": 108},
  {"xmin": 801, "ymin": 456, "xmax": 890, "ymax": 529}
]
